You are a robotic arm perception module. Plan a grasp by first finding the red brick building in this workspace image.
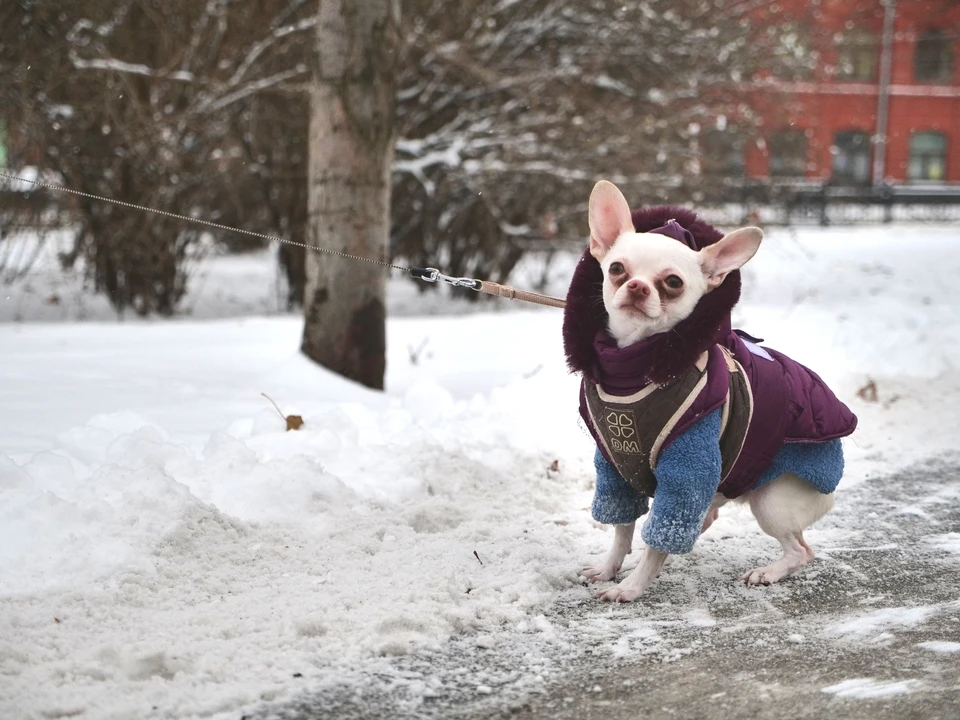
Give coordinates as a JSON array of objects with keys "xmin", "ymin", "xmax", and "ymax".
[{"xmin": 740, "ymin": 0, "xmax": 960, "ymax": 186}]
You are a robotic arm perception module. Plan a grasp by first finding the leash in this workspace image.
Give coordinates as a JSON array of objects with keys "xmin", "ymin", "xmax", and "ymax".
[{"xmin": 0, "ymin": 171, "xmax": 567, "ymax": 310}]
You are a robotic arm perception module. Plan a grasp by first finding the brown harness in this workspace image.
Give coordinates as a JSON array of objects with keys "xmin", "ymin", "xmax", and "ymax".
[{"xmin": 584, "ymin": 349, "xmax": 753, "ymax": 497}]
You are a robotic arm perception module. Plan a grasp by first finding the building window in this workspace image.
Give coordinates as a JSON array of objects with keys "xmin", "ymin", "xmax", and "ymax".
[
  {"xmin": 836, "ymin": 29, "xmax": 877, "ymax": 82},
  {"xmin": 908, "ymin": 132, "xmax": 947, "ymax": 182},
  {"xmin": 701, "ymin": 127, "xmax": 746, "ymax": 177},
  {"xmin": 768, "ymin": 130, "xmax": 808, "ymax": 177},
  {"xmin": 915, "ymin": 30, "xmax": 953, "ymax": 82},
  {"xmin": 831, "ymin": 130, "xmax": 871, "ymax": 184}
]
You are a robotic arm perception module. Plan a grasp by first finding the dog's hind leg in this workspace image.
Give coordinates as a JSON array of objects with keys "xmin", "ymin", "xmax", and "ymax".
[
  {"xmin": 740, "ymin": 473, "xmax": 834, "ymax": 586},
  {"xmin": 582, "ymin": 522, "xmax": 635, "ymax": 582}
]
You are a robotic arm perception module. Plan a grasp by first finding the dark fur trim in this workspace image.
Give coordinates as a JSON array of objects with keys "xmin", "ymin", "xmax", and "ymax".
[{"xmin": 562, "ymin": 205, "xmax": 741, "ymax": 384}]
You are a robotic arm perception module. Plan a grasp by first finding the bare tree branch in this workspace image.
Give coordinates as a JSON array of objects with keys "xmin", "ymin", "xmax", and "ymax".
[
  {"xmin": 70, "ymin": 53, "xmax": 198, "ymax": 82},
  {"xmin": 226, "ymin": 16, "xmax": 318, "ymax": 89},
  {"xmin": 204, "ymin": 65, "xmax": 310, "ymax": 112}
]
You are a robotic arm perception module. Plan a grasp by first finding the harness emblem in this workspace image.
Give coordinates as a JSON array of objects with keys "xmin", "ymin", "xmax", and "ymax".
[{"xmin": 605, "ymin": 410, "xmax": 642, "ymax": 454}]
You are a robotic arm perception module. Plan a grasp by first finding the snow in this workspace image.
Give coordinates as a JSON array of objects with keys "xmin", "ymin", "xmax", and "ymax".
[
  {"xmin": 2, "ymin": 222, "xmax": 960, "ymax": 718},
  {"xmin": 917, "ymin": 641, "xmax": 960, "ymax": 653},
  {"xmin": 827, "ymin": 605, "xmax": 942, "ymax": 638},
  {"xmin": 926, "ymin": 533, "xmax": 960, "ymax": 557},
  {"xmin": 821, "ymin": 678, "xmax": 922, "ymax": 699}
]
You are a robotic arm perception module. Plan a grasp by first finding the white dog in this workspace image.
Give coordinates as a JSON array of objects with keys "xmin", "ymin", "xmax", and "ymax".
[{"xmin": 562, "ymin": 181, "xmax": 857, "ymax": 602}]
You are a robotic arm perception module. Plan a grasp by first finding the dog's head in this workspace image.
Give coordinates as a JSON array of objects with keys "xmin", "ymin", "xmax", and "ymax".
[{"xmin": 587, "ymin": 180, "xmax": 763, "ymax": 347}]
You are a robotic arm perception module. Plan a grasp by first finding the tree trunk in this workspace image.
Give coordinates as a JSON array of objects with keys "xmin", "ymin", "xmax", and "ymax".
[{"xmin": 301, "ymin": 0, "xmax": 398, "ymax": 390}]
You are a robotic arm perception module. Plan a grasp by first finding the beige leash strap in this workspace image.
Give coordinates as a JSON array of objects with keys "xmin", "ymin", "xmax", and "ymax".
[
  {"xmin": 476, "ymin": 280, "xmax": 567, "ymax": 309},
  {"xmin": 1, "ymin": 171, "xmax": 568, "ymax": 311},
  {"xmin": 410, "ymin": 267, "xmax": 567, "ymax": 309}
]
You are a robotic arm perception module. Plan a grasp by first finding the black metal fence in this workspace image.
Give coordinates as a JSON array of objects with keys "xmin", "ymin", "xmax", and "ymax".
[{"xmin": 694, "ymin": 180, "xmax": 960, "ymax": 227}]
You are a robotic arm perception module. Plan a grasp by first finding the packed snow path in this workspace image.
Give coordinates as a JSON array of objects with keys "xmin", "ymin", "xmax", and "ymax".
[{"xmin": 244, "ymin": 457, "xmax": 960, "ymax": 720}]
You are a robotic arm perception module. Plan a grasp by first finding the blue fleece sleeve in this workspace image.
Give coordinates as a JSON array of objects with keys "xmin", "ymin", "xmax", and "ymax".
[
  {"xmin": 641, "ymin": 409, "xmax": 723, "ymax": 554},
  {"xmin": 755, "ymin": 439, "xmax": 845, "ymax": 494},
  {"xmin": 591, "ymin": 448, "xmax": 650, "ymax": 525}
]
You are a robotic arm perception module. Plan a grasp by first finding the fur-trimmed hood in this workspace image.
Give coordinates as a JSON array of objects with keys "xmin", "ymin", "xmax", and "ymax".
[{"xmin": 562, "ymin": 206, "xmax": 739, "ymax": 385}]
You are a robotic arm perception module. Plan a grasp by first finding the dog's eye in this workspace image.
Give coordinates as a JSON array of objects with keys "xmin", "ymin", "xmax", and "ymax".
[
  {"xmin": 664, "ymin": 275, "xmax": 683, "ymax": 290},
  {"xmin": 609, "ymin": 262, "xmax": 625, "ymax": 276}
]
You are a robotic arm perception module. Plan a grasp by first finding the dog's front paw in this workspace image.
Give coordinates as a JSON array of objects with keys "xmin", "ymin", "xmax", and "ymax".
[
  {"xmin": 594, "ymin": 582, "xmax": 643, "ymax": 603},
  {"xmin": 590, "ymin": 548, "xmax": 666, "ymax": 602},
  {"xmin": 581, "ymin": 561, "xmax": 621, "ymax": 583}
]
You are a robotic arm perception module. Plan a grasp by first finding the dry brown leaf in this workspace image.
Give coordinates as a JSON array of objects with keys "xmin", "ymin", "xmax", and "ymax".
[
  {"xmin": 856, "ymin": 379, "xmax": 878, "ymax": 403},
  {"xmin": 262, "ymin": 392, "xmax": 305, "ymax": 431}
]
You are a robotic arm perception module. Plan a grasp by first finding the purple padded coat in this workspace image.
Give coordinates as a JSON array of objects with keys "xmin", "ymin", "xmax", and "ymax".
[{"xmin": 563, "ymin": 206, "xmax": 857, "ymax": 499}]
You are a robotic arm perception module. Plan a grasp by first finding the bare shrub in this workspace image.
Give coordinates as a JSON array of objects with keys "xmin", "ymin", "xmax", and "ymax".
[{"xmin": 0, "ymin": 0, "xmax": 313, "ymax": 315}]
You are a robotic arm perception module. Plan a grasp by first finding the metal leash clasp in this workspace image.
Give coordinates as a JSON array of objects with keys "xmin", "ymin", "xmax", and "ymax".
[{"xmin": 410, "ymin": 267, "xmax": 481, "ymax": 290}]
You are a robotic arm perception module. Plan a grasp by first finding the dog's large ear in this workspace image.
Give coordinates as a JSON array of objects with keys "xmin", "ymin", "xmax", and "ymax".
[
  {"xmin": 699, "ymin": 227, "xmax": 763, "ymax": 289},
  {"xmin": 588, "ymin": 180, "xmax": 634, "ymax": 261}
]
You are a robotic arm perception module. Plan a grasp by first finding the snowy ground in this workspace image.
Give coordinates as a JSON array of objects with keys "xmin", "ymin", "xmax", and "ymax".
[{"xmin": 1, "ymin": 223, "xmax": 959, "ymax": 719}]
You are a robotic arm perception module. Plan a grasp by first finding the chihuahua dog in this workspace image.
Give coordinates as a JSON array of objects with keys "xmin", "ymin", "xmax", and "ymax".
[{"xmin": 567, "ymin": 181, "xmax": 856, "ymax": 602}]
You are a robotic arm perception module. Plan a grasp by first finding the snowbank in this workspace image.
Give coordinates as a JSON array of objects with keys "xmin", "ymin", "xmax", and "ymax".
[{"xmin": 0, "ymin": 311, "xmax": 600, "ymax": 718}]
